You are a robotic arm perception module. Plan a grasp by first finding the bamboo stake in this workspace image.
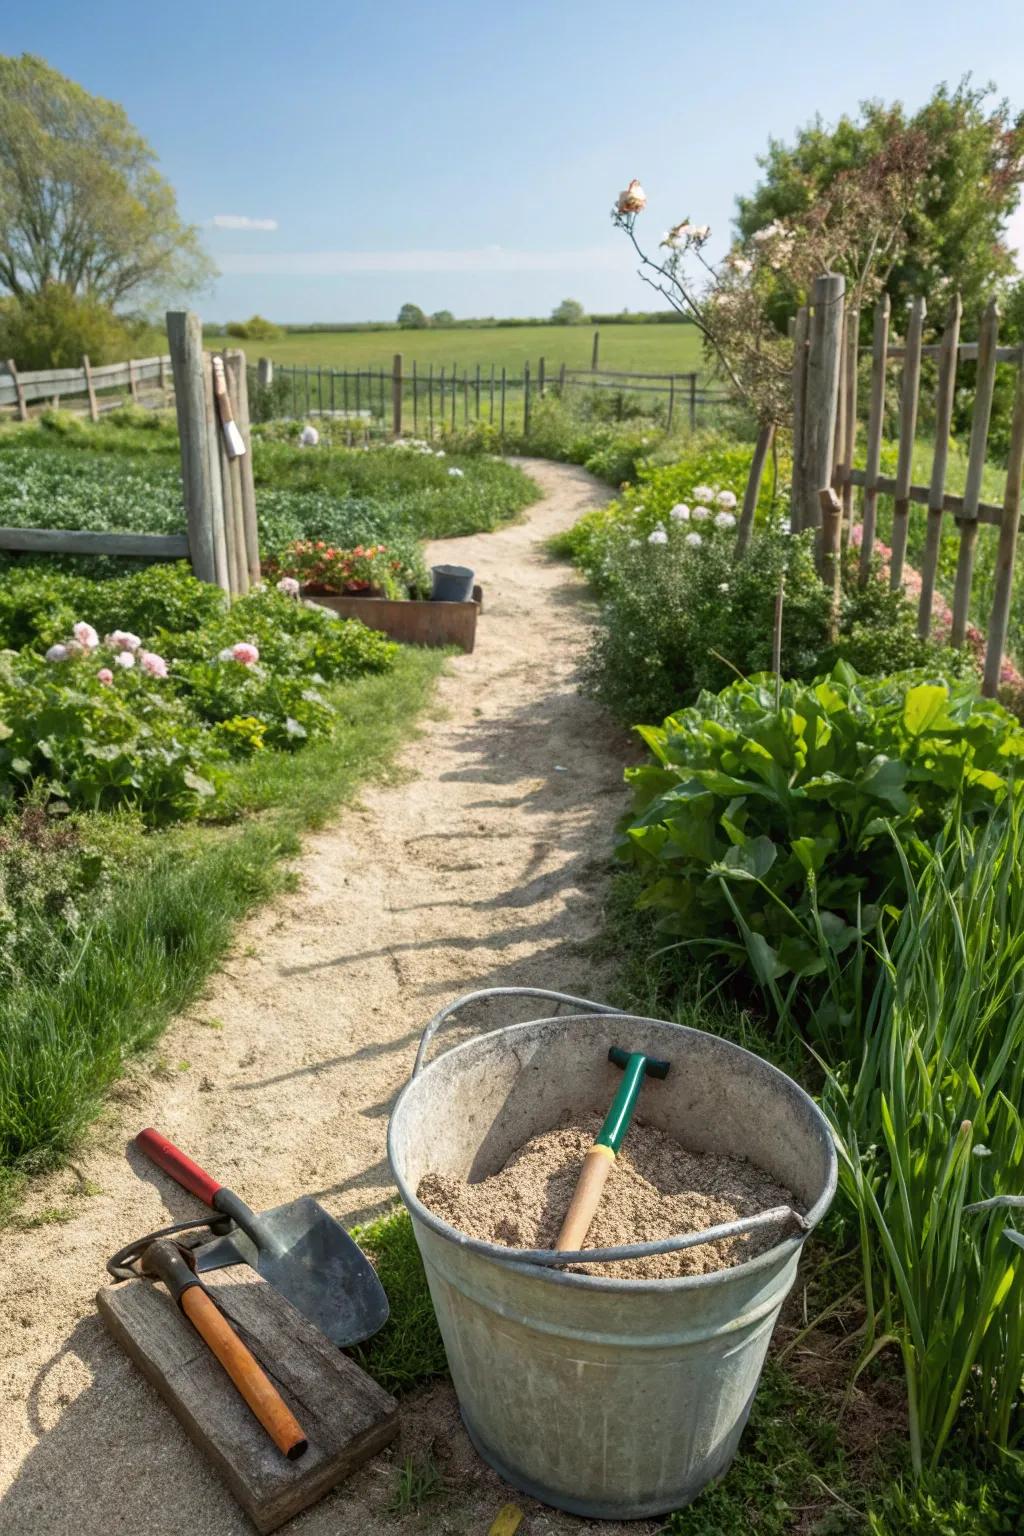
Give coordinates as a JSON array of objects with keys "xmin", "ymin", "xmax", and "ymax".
[
  {"xmin": 857, "ymin": 295, "xmax": 890, "ymax": 583},
  {"xmin": 951, "ymin": 298, "xmax": 1000, "ymax": 647},
  {"xmin": 918, "ymin": 295, "xmax": 962, "ymax": 638},
  {"xmin": 889, "ymin": 296, "xmax": 926, "ymax": 590}
]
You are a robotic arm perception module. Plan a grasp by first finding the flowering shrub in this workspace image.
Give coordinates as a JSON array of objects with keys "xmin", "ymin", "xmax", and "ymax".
[{"xmin": 273, "ymin": 539, "xmax": 404, "ymax": 597}]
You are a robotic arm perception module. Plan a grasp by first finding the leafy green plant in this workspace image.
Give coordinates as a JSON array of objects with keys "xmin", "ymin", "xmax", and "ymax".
[{"xmin": 621, "ymin": 664, "xmax": 1023, "ymax": 1040}]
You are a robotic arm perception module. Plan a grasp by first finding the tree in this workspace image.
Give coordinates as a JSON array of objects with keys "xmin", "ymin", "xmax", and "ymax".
[
  {"xmin": 0, "ymin": 282, "xmax": 133, "ymax": 368},
  {"xmin": 551, "ymin": 297, "xmax": 586, "ymax": 324},
  {"xmin": 397, "ymin": 303, "xmax": 428, "ymax": 329},
  {"xmin": 0, "ymin": 54, "xmax": 213, "ymax": 307},
  {"xmin": 736, "ymin": 80, "xmax": 1024, "ymax": 328},
  {"xmin": 226, "ymin": 314, "xmax": 283, "ymax": 341},
  {"xmin": 431, "ymin": 309, "xmax": 455, "ymax": 326}
]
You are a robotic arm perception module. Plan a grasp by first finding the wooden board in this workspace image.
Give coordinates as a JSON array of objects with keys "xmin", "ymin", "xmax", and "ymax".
[
  {"xmin": 306, "ymin": 590, "xmax": 480, "ymax": 652},
  {"xmin": 97, "ymin": 1266, "xmax": 398, "ymax": 1534},
  {"xmin": 0, "ymin": 526, "xmax": 189, "ymax": 559}
]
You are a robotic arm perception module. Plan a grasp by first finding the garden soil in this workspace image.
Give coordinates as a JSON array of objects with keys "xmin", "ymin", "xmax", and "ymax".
[
  {"xmin": 0, "ymin": 460, "xmax": 672, "ymax": 1536},
  {"xmin": 418, "ymin": 1114, "xmax": 797, "ymax": 1280}
]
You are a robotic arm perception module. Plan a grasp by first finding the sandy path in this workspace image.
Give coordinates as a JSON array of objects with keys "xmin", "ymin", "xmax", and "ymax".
[{"xmin": 0, "ymin": 460, "xmax": 655, "ymax": 1536}]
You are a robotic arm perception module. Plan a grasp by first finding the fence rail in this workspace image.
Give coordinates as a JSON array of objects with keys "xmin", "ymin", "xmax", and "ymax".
[
  {"xmin": 252, "ymin": 356, "xmax": 731, "ymax": 436},
  {"xmin": 0, "ymin": 353, "xmax": 172, "ymax": 418}
]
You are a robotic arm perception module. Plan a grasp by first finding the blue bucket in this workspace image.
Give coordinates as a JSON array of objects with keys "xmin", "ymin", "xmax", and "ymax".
[{"xmin": 431, "ymin": 564, "xmax": 475, "ymax": 603}]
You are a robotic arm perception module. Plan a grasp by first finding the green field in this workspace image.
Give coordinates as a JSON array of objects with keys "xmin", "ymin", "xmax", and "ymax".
[{"xmin": 210, "ymin": 322, "xmax": 704, "ymax": 376}]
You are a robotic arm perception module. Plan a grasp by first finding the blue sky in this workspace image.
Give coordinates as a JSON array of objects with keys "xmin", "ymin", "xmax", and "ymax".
[{"xmin": 7, "ymin": 0, "xmax": 1024, "ymax": 323}]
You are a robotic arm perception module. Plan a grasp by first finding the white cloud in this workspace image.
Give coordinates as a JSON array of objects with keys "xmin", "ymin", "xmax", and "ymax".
[
  {"xmin": 211, "ymin": 214, "xmax": 279, "ymax": 231},
  {"xmin": 216, "ymin": 245, "xmax": 626, "ymax": 276}
]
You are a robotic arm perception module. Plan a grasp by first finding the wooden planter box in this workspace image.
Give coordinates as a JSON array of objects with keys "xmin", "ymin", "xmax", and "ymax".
[{"xmin": 303, "ymin": 589, "xmax": 481, "ymax": 653}]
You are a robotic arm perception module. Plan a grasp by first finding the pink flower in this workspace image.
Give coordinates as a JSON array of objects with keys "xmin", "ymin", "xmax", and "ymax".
[
  {"xmin": 139, "ymin": 650, "xmax": 168, "ymax": 678},
  {"xmin": 73, "ymin": 622, "xmax": 100, "ymax": 651},
  {"xmin": 45, "ymin": 643, "xmax": 69, "ymax": 663},
  {"xmin": 97, "ymin": 668, "xmax": 114, "ymax": 686},
  {"xmin": 106, "ymin": 629, "xmax": 142, "ymax": 652},
  {"xmin": 230, "ymin": 642, "xmax": 260, "ymax": 666},
  {"xmin": 276, "ymin": 577, "xmax": 300, "ymax": 598},
  {"xmin": 616, "ymin": 179, "xmax": 647, "ymax": 215},
  {"xmin": 115, "ymin": 650, "xmax": 136, "ymax": 670}
]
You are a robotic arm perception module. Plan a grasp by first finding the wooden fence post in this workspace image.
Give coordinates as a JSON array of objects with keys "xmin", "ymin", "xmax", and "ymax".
[
  {"xmin": 214, "ymin": 353, "xmax": 247, "ymax": 597},
  {"xmin": 889, "ymin": 295, "xmax": 926, "ymax": 590},
  {"xmin": 789, "ymin": 306, "xmax": 810, "ymax": 532},
  {"xmin": 591, "ymin": 331, "xmax": 600, "ymax": 371},
  {"xmin": 5, "ymin": 360, "xmax": 27, "ymax": 421},
  {"xmin": 392, "ymin": 353, "xmax": 403, "ymax": 437},
  {"xmin": 735, "ymin": 422, "xmax": 775, "ymax": 556},
  {"xmin": 225, "ymin": 349, "xmax": 261, "ymax": 586},
  {"xmin": 918, "ymin": 294, "xmax": 962, "ymax": 638},
  {"xmin": 857, "ymin": 295, "xmax": 890, "ymax": 583},
  {"xmin": 689, "ymin": 373, "xmax": 697, "ymax": 431},
  {"xmin": 159, "ymin": 354, "xmax": 169, "ymax": 403},
  {"xmin": 257, "ymin": 357, "xmax": 273, "ymax": 388},
  {"xmin": 82, "ymin": 355, "xmax": 99, "ymax": 423},
  {"xmin": 538, "ymin": 357, "xmax": 546, "ymax": 397},
  {"xmin": 818, "ymin": 488, "xmax": 843, "ymax": 639},
  {"xmin": 839, "ymin": 306, "xmax": 859, "ymax": 538},
  {"xmin": 951, "ymin": 297, "xmax": 1000, "ymax": 647},
  {"xmin": 166, "ymin": 310, "xmax": 221, "ymax": 589},
  {"xmin": 801, "ymin": 273, "xmax": 845, "ymax": 533},
  {"xmin": 667, "ymin": 375, "xmax": 675, "ymax": 430},
  {"xmin": 202, "ymin": 352, "xmax": 231, "ymax": 592},
  {"xmin": 523, "ymin": 362, "xmax": 531, "ymax": 436},
  {"xmin": 128, "ymin": 357, "xmax": 139, "ymax": 404},
  {"xmin": 983, "ymin": 357, "xmax": 1024, "ymax": 695}
]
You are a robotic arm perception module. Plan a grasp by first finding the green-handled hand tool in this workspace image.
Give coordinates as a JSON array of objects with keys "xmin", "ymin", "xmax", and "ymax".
[{"xmin": 555, "ymin": 1046, "xmax": 671, "ymax": 1252}]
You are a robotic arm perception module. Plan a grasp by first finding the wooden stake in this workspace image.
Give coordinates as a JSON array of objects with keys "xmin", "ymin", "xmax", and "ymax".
[
  {"xmin": 889, "ymin": 296, "xmax": 926, "ymax": 590},
  {"xmin": 735, "ymin": 422, "xmax": 774, "ymax": 556},
  {"xmin": 5, "ymin": 359, "xmax": 27, "ymax": 421},
  {"xmin": 392, "ymin": 353, "xmax": 403, "ymax": 437},
  {"xmin": 82, "ymin": 354, "xmax": 99, "ymax": 423},
  {"xmin": 224, "ymin": 350, "xmax": 260, "ymax": 586},
  {"xmin": 983, "ymin": 358, "xmax": 1024, "ymax": 696},
  {"xmin": 839, "ymin": 307, "xmax": 859, "ymax": 537},
  {"xmin": 789, "ymin": 307, "xmax": 810, "ymax": 533},
  {"xmin": 951, "ymin": 298, "xmax": 1000, "ymax": 646},
  {"xmin": 802, "ymin": 274, "xmax": 846, "ymax": 533},
  {"xmin": 818, "ymin": 487, "xmax": 843, "ymax": 640},
  {"xmin": 166, "ymin": 311, "xmax": 219, "ymax": 587},
  {"xmin": 857, "ymin": 296, "xmax": 890, "ymax": 583},
  {"xmin": 918, "ymin": 294, "xmax": 962, "ymax": 638}
]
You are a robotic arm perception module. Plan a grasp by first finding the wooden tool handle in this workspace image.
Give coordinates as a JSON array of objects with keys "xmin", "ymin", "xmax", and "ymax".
[
  {"xmin": 135, "ymin": 1127, "xmax": 222, "ymax": 1206},
  {"xmin": 180, "ymin": 1286, "xmax": 308, "ymax": 1460},
  {"xmin": 555, "ymin": 1144, "xmax": 615, "ymax": 1251}
]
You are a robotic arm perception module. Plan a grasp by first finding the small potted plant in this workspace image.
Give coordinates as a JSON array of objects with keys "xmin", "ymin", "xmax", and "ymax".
[{"xmin": 278, "ymin": 540, "xmax": 403, "ymax": 600}]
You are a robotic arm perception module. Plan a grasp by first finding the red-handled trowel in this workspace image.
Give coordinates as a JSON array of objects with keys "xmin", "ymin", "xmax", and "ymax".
[{"xmin": 134, "ymin": 1127, "xmax": 389, "ymax": 1347}]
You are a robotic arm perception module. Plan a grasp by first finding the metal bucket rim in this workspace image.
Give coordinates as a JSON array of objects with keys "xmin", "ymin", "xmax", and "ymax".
[{"xmin": 387, "ymin": 1010, "xmax": 838, "ymax": 1292}]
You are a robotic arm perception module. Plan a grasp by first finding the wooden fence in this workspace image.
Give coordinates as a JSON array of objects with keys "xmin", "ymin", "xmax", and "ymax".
[
  {"xmin": 254, "ymin": 356, "xmax": 730, "ymax": 436},
  {"xmin": 0, "ymin": 353, "xmax": 172, "ymax": 420},
  {"xmin": 0, "ymin": 313, "xmax": 258, "ymax": 597},
  {"xmin": 790, "ymin": 272, "xmax": 1024, "ymax": 696}
]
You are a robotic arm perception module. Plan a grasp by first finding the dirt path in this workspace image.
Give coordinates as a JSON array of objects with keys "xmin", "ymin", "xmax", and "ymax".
[{"xmin": 0, "ymin": 460, "xmax": 656, "ymax": 1536}]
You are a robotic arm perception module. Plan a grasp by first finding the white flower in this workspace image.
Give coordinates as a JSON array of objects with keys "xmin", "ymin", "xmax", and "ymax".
[
  {"xmin": 780, "ymin": 517, "xmax": 792, "ymax": 534},
  {"xmin": 715, "ymin": 490, "xmax": 738, "ymax": 509},
  {"xmin": 661, "ymin": 221, "xmax": 692, "ymax": 249},
  {"xmin": 298, "ymin": 424, "xmax": 319, "ymax": 447},
  {"xmin": 718, "ymin": 582, "xmax": 730, "ymax": 592},
  {"xmin": 714, "ymin": 511, "xmax": 737, "ymax": 530},
  {"xmin": 276, "ymin": 576, "xmax": 300, "ymax": 597},
  {"xmin": 690, "ymin": 224, "xmax": 711, "ymax": 242},
  {"xmin": 218, "ymin": 647, "xmax": 235, "ymax": 662},
  {"xmin": 726, "ymin": 254, "xmax": 753, "ymax": 276},
  {"xmin": 448, "ymin": 466, "xmax": 464, "ymax": 478},
  {"xmin": 616, "ymin": 179, "xmax": 647, "ymax": 215},
  {"xmin": 73, "ymin": 622, "xmax": 99, "ymax": 651},
  {"xmin": 628, "ymin": 538, "xmax": 641, "ymax": 549},
  {"xmin": 684, "ymin": 532, "xmax": 703, "ymax": 548},
  {"xmin": 106, "ymin": 629, "xmax": 141, "ymax": 652},
  {"xmin": 669, "ymin": 503, "xmax": 690, "ymax": 521},
  {"xmin": 647, "ymin": 529, "xmax": 669, "ymax": 546},
  {"xmin": 45, "ymin": 643, "xmax": 69, "ymax": 662},
  {"xmin": 114, "ymin": 650, "xmax": 135, "ymax": 669},
  {"xmin": 691, "ymin": 506, "xmax": 710, "ymax": 521},
  {"xmin": 435, "ymin": 449, "xmax": 446, "ymax": 458},
  {"xmin": 692, "ymin": 485, "xmax": 714, "ymax": 503}
]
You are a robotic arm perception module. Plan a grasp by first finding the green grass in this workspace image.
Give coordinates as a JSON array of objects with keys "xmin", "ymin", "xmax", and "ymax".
[
  {"xmin": 0, "ymin": 649, "xmax": 444, "ymax": 1181},
  {"xmin": 195, "ymin": 322, "xmax": 704, "ymax": 376},
  {"xmin": 350, "ymin": 1205, "xmax": 447, "ymax": 1395}
]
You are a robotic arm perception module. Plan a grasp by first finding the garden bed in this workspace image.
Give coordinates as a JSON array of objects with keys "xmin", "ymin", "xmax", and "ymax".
[{"xmin": 304, "ymin": 589, "xmax": 481, "ymax": 652}]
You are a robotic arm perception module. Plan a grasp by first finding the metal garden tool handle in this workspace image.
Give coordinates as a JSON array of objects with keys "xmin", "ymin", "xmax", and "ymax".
[
  {"xmin": 142, "ymin": 1239, "xmax": 307, "ymax": 1460},
  {"xmin": 413, "ymin": 987, "xmax": 618, "ymax": 1077},
  {"xmin": 135, "ymin": 1128, "xmax": 284, "ymax": 1257}
]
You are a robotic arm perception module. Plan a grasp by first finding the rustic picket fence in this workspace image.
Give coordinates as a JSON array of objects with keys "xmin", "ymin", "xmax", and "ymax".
[
  {"xmin": 255, "ymin": 355, "xmax": 730, "ymax": 436},
  {"xmin": 0, "ymin": 353, "xmax": 172, "ymax": 420},
  {"xmin": 787, "ymin": 272, "xmax": 1024, "ymax": 696},
  {"xmin": 0, "ymin": 312, "xmax": 259, "ymax": 598}
]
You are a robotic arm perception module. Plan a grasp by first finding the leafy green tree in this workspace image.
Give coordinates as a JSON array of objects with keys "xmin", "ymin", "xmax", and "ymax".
[
  {"xmin": 0, "ymin": 283, "xmax": 134, "ymax": 368},
  {"xmin": 226, "ymin": 314, "xmax": 283, "ymax": 341},
  {"xmin": 0, "ymin": 54, "xmax": 213, "ymax": 306},
  {"xmin": 551, "ymin": 297, "xmax": 586, "ymax": 324},
  {"xmin": 397, "ymin": 303, "xmax": 428, "ymax": 329},
  {"xmin": 431, "ymin": 309, "xmax": 454, "ymax": 326},
  {"xmin": 736, "ymin": 80, "xmax": 1024, "ymax": 328}
]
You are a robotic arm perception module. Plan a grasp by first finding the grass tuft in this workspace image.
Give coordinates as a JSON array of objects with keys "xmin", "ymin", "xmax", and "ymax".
[{"xmin": 350, "ymin": 1205, "xmax": 448, "ymax": 1395}]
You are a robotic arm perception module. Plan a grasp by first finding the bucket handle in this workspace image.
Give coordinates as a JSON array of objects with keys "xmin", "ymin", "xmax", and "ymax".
[{"xmin": 412, "ymin": 987, "xmax": 618, "ymax": 1079}]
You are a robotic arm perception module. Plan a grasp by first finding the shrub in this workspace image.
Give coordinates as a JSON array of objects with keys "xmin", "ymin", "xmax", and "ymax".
[
  {"xmin": 226, "ymin": 314, "xmax": 283, "ymax": 341},
  {"xmin": 0, "ymin": 564, "xmax": 225, "ymax": 652},
  {"xmin": 620, "ymin": 664, "xmax": 1023, "ymax": 1039},
  {"xmin": 0, "ymin": 285, "xmax": 133, "ymax": 370}
]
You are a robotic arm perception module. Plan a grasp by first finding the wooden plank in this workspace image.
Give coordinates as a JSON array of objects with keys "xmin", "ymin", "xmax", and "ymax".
[
  {"xmin": 305, "ymin": 592, "xmax": 480, "ymax": 652},
  {"xmin": 802, "ymin": 273, "xmax": 845, "ymax": 532},
  {"xmin": 98, "ymin": 1266, "xmax": 397, "ymax": 1536},
  {"xmin": 840, "ymin": 467, "xmax": 1003, "ymax": 524},
  {"xmin": 167, "ymin": 311, "xmax": 219, "ymax": 587},
  {"xmin": 0, "ymin": 527, "xmax": 188, "ymax": 558},
  {"xmin": 225, "ymin": 350, "xmax": 261, "ymax": 585},
  {"xmin": 857, "ymin": 296, "xmax": 890, "ymax": 582},
  {"xmin": 887, "ymin": 341, "xmax": 1022, "ymax": 364},
  {"xmin": 789, "ymin": 306, "xmax": 810, "ymax": 533},
  {"xmin": 5, "ymin": 359, "xmax": 28, "ymax": 420},
  {"xmin": 918, "ymin": 294, "xmax": 962, "ymax": 638},
  {"xmin": 82, "ymin": 354, "xmax": 99, "ymax": 423},
  {"xmin": 983, "ymin": 359, "xmax": 1024, "ymax": 695},
  {"xmin": 889, "ymin": 295, "xmax": 926, "ymax": 589},
  {"xmin": 951, "ymin": 298, "xmax": 1000, "ymax": 646},
  {"xmin": 736, "ymin": 421, "xmax": 774, "ymax": 555}
]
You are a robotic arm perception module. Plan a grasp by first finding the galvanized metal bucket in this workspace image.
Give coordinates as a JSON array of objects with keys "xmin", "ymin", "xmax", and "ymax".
[{"xmin": 388, "ymin": 988, "xmax": 837, "ymax": 1520}]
